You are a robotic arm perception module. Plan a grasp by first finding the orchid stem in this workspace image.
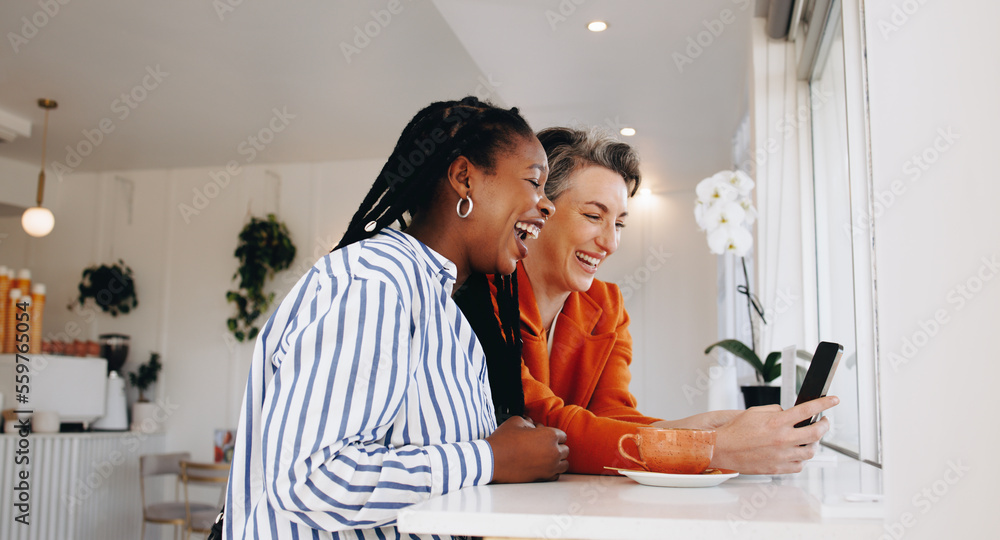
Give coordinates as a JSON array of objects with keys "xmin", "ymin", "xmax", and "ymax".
[{"xmin": 741, "ymin": 257, "xmax": 756, "ymax": 351}]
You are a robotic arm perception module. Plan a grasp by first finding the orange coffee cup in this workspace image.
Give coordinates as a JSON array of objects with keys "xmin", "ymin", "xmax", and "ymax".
[{"xmin": 618, "ymin": 427, "xmax": 717, "ymax": 474}]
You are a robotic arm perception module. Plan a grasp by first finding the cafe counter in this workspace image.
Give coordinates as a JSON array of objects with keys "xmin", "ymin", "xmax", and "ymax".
[{"xmin": 0, "ymin": 430, "xmax": 165, "ymax": 540}]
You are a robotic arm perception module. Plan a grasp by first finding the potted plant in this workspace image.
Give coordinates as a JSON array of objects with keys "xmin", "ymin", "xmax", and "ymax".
[
  {"xmin": 226, "ymin": 214, "xmax": 297, "ymax": 342},
  {"xmin": 128, "ymin": 352, "xmax": 162, "ymax": 431},
  {"xmin": 72, "ymin": 259, "xmax": 138, "ymax": 316},
  {"xmin": 694, "ymin": 170, "xmax": 780, "ymax": 407},
  {"xmin": 704, "ymin": 339, "xmax": 812, "ymax": 407}
]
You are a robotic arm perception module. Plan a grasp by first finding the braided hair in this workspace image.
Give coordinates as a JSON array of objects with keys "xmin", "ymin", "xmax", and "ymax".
[{"xmin": 335, "ymin": 96, "xmax": 531, "ymax": 423}]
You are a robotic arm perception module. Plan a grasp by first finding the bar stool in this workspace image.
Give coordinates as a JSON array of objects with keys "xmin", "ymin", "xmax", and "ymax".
[
  {"xmin": 179, "ymin": 460, "xmax": 231, "ymax": 539},
  {"xmin": 140, "ymin": 452, "xmax": 215, "ymax": 540}
]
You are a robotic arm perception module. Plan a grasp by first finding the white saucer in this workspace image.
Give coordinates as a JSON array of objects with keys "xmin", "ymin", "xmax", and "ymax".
[{"xmin": 612, "ymin": 468, "xmax": 739, "ymax": 488}]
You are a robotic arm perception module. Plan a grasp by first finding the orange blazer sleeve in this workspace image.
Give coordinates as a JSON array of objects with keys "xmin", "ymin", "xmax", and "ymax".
[{"xmin": 522, "ymin": 362, "xmax": 658, "ymax": 475}]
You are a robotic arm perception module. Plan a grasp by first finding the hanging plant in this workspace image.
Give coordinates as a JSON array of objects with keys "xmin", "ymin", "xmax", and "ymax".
[
  {"xmin": 73, "ymin": 259, "xmax": 138, "ymax": 316},
  {"xmin": 227, "ymin": 213, "xmax": 296, "ymax": 342}
]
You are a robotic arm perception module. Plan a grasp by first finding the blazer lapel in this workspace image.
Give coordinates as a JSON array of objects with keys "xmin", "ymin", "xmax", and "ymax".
[
  {"xmin": 516, "ymin": 263, "xmax": 619, "ymax": 407},
  {"xmin": 548, "ymin": 290, "xmax": 618, "ymax": 406}
]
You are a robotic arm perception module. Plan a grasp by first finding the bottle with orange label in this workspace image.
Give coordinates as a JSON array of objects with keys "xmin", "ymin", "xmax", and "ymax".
[
  {"xmin": 0, "ymin": 267, "xmax": 9, "ymax": 352},
  {"xmin": 3, "ymin": 288, "xmax": 23, "ymax": 354},
  {"xmin": 29, "ymin": 284, "xmax": 45, "ymax": 355},
  {"xmin": 12, "ymin": 269, "xmax": 31, "ymax": 296}
]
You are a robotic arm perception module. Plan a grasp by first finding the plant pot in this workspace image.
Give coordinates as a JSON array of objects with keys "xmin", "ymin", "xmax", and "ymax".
[
  {"xmin": 130, "ymin": 401, "xmax": 162, "ymax": 432},
  {"xmin": 741, "ymin": 385, "xmax": 781, "ymax": 408}
]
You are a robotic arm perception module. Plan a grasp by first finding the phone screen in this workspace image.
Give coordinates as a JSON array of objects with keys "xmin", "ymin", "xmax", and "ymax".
[{"xmin": 793, "ymin": 341, "xmax": 843, "ymax": 428}]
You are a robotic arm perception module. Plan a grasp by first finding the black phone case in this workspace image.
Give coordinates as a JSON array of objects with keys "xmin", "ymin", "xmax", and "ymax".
[{"xmin": 793, "ymin": 341, "xmax": 844, "ymax": 428}]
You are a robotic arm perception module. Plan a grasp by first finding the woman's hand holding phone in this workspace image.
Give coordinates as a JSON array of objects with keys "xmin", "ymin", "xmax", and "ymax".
[{"xmin": 708, "ymin": 396, "xmax": 840, "ymax": 474}]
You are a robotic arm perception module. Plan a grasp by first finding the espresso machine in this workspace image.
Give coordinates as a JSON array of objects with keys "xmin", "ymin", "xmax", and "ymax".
[{"xmin": 91, "ymin": 333, "xmax": 130, "ymax": 431}]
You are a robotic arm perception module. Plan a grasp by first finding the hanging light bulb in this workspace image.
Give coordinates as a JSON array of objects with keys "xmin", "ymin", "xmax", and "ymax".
[{"xmin": 22, "ymin": 99, "xmax": 57, "ymax": 238}]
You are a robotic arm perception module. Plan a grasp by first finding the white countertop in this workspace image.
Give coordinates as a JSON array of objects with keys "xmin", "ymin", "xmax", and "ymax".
[{"xmin": 398, "ymin": 449, "xmax": 884, "ymax": 539}]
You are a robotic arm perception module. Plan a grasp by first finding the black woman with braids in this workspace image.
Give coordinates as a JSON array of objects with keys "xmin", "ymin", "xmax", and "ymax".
[{"xmin": 224, "ymin": 97, "xmax": 567, "ymax": 540}]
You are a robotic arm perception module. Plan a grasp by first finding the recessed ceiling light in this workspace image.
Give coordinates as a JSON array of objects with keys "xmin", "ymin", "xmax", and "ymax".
[
  {"xmin": 639, "ymin": 188, "xmax": 652, "ymax": 197},
  {"xmin": 587, "ymin": 21, "xmax": 608, "ymax": 32},
  {"xmin": 620, "ymin": 127, "xmax": 636, "ymax": 137}
]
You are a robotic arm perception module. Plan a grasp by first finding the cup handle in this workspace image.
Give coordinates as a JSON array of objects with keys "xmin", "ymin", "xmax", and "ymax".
[{"xmin": 618, "ymin": 433, "xmax": 646, "ymax": 470}]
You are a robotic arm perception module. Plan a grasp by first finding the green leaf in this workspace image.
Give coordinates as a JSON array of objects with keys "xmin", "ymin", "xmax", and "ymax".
[
  {"xmin": 768, "ymin": 362, "xmax": 781, "ymax": 383},
  {"xmin": 705, "ymin": 339, "xmax": 765, "ymax": 375},
  {"xmin": 762, "ymin": 351, "xmax": 782, "ymax": 383}
]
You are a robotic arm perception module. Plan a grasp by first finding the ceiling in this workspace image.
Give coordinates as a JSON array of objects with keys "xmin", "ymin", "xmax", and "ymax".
[{"xmin": 0, "ymin": 0, "xmax": 752, "ymax": 192}]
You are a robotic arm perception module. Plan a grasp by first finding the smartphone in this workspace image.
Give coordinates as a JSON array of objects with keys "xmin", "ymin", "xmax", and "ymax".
[{"xmin": 793, "ymin": 341, "xmax": 844, "ymax": 428}]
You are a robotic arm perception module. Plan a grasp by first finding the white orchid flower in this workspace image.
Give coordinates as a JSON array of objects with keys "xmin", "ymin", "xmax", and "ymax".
[
  {"xmin": 727, "ymin": 170, "xmax": 755, "ymax": 196},
  {"xmin": 695, "ymin": 176, "xmax": 738, "ymax": 205},
  {"xmin": 707, "ymin": 223, "xmax": 753, "ymax": 256},
  {"xmin": 702, "ymin": 201, "xmax": 747, "ymax": 231},
  {"xmin": 695, "ymin": 201, "xmax": 708, "ymax": 230},
  {"xmin": 738, "ymin": 197, "xmax": 758, "ymax": 226}
]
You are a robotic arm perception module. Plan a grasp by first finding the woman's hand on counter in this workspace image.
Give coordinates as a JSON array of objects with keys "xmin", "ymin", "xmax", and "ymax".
[
  {"xmin": 709, "ymin": 395, "xmax": 839, "ymax": 474},
  {"xmin": 487, "ymin": 416, "xmax": 569, "ymax": 483}
]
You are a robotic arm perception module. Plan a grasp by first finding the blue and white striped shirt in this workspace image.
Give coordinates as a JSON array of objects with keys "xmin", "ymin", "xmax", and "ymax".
[{"xmin": 225, "ymin": 228, "xmax": 497, "ymax": 539}]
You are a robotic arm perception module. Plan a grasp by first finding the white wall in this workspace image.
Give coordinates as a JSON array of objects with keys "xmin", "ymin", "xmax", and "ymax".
[{"xmin": 864, "ymin": 3, "xmax": 1000, "ymax": 538}]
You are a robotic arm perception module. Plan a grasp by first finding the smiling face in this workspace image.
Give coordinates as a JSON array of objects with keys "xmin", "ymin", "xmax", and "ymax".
[
  {"xmin": 524, "ymin": 165, "xmax": 629, "ymax": 293},
  {"xmin": 465, "ymin": 135, "xmax": 554, "ymax": 276}
]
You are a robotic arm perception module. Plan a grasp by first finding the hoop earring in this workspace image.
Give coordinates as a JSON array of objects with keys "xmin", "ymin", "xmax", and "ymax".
[{"xmin": 456, "ymin": 194, "xmax": 473, "ymax": 218}]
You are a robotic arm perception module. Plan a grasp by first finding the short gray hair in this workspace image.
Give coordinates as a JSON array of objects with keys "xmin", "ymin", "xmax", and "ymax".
[{"xmin": 536, "ymin": 127, "xmax": 642, "ymax": 201}]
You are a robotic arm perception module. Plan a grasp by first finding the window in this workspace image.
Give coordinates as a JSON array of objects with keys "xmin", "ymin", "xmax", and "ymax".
[{"xmin": 804, "ymin": 0, "xmax": 881, "ymax": 465}]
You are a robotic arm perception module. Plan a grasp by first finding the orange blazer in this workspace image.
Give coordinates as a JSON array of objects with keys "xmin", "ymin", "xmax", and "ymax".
[{"xmin": 507, "ymin": 262, "xmax": 662, "ymax": 475}]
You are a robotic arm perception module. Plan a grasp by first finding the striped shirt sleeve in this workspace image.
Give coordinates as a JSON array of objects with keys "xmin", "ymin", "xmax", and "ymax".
[{"xmin": 258, "ymin": 254, "xmax": 493, "ymax": 531}]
